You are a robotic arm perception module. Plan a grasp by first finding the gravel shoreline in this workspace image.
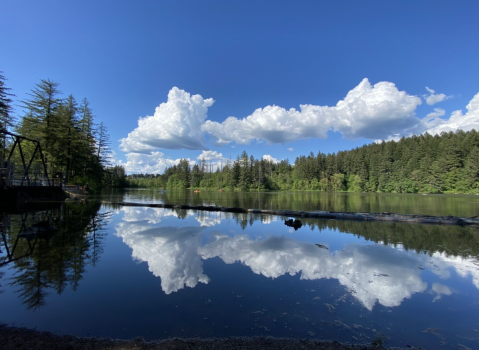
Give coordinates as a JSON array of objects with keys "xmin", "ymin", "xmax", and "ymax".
[{"xmin": 1, "ymin": 324, "xmax": 421, "ymax": 350}]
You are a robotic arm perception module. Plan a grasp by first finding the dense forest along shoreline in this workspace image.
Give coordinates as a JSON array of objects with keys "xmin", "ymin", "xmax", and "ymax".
[{"xmin": 112, "ymin": 201, "xmax": 479, "ymax": 226}]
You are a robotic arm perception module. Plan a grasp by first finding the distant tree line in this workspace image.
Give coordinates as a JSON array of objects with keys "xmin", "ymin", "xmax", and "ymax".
[
  {"xmin": 128, "ymin": 129, "xmax": 479, "ymax": 194},
  {"xmin": 0, "ymin": 71, "xmax": 126, "ymax": 190}
]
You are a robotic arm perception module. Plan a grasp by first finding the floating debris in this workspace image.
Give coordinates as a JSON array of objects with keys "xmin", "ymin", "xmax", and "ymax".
[
  {"xmin": 312, "ymin": 296, "xmax": 321, "ymax": 300},
  {"xmin": 307, "ymin": 331, "xmax": 316, "ymax": 336},
  {"xmin": 422, "ymin": 328, "xmax": 445, "ymax": 340},
  {"xmin": 285, "ymin": 218, "xmax": 302, "ymax": 230},
  {"xmin": 458, "ymin": 344, "xmax": 471, "ymax": 350},
  {"xmin": 373, "ymin": 273, "xmax": 390, "ymax": 277},
  {"xmin": 334, "ymin": 319, "xmax": 350, "ymax": 330},
  {"xmin": 113, "ymin": 202, "xmax": 479, "ymax": 226},
  {"xmin": 315, "ymin": 244, "xmax": 329, "ymax": 250},
  {"xmin": 324, "ymin": 303, "xmax": 336, "ymax": 313}
]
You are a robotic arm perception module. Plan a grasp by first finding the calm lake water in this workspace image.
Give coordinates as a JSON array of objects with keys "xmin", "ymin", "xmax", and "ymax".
[
  {"xmin": 1, "ymin": 189, "xmax": 479, "ymax": 349},
  {"xmin": 103, "ymin": 188, "xmax": 479, "ymax": 217}
]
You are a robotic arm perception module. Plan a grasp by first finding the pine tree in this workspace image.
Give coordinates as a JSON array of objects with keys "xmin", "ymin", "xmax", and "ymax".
[
  {"xmin": 21, "ymin": 79, "xmax": 62, "ymax": 155},
  {"xmin": 465, "ymin": 146, "xmax": 479, "ymax": 190},
  {"xmin": 54, "ymin": 95, "xmax": 79, "ymax": 182},
  {"xmin": 0, "ymin": 71, "xmax": 15, "ymax": 162}
]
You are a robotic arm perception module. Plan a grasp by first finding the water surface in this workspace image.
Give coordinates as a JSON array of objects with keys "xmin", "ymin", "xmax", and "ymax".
[
  {"xmin": 1, "ymin": 190, "xmax": 479, "ymax": 349},
  {"xmin": 100, "ymin": 188, "xmax": 479, "ymax": 217}
]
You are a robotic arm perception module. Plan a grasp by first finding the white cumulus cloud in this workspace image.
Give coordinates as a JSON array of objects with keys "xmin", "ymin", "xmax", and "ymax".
[
  {"xmin": 425, "ymin": 108, "xmax": 446, "ymax": 120},
  {"xmin": 424, "ymin": 87, "xmax": 450, "ymax": 106},
  {"xmin": 201, "ymin": 79, "xmax": 422, "ymax": 145},
  {"xmin": 424, "ymin": 92, "xmax": 479, "ymax": 135},
  {"xmin": 120, "ymin": 87, "xmax": 214, "ymax": 153},
  {"xmin": 118, "ymin": 151, "xmax": 192, "ymax": 174},
  {"xmin": 262, "ymin": 155, "xmax": 280, "ymax": 163},
  {"xmin": 287, "ymin": 148, "xmax": 294, "ymax": 152},
  {"xmin": 196, "ymin": 150, "xmax": 229, "ymax": 171}
]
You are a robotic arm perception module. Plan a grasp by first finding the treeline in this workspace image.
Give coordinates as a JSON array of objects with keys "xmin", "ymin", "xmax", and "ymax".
[
  {"xmin": 128, "ymin": 129, "xmax": 479, "ymax": 194},
  {"xmin": 0, "ymin": 72, "xmax": 126, "ymax": 190}
]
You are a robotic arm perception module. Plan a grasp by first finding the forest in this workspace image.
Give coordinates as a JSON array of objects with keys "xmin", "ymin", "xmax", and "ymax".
[
  {"xmin": 0, "ymin": 72, "xmax": 126, "ymax": 191},
  {"xmin": 128, "ymin": 129, "xmax": 479, "ymax": 194}
]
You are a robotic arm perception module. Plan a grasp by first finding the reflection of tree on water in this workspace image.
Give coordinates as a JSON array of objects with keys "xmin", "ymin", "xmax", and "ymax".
[
  {"xmin": 149, "ymin": 189, "xmax": 478, "ymax": 218},
  {"xmin": 300, "ymin": 218, "xmax": 479, "ymax": 259},
  {"xmin": 0, "ymin": 202, "xmax": 111, "ymax": 310}
]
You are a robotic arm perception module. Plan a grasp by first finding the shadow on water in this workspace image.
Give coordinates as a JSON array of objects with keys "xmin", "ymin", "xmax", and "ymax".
[{"xmin": 0, "ymin": 201, "xmax": 111, "ymax": 310}]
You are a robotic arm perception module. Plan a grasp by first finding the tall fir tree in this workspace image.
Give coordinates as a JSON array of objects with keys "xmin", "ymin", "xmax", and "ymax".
[{"xmin": 0, "ymin": 72, "xmax": 15, "ymax": 162}]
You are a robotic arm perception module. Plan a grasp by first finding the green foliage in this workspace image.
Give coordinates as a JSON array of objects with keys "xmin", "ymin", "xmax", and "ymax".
[
  {"xmin": 3, "ymin": 74, "xmax": 112, "ymax": 189},
  {"xmin": 127, "ymin": 130, "xmax": 479, "ymax": 194}
]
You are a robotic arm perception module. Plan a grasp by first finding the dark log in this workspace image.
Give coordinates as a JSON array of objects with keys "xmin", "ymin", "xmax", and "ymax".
[{"xmin": 110, "ymin": 202, "xmax": 479, "ymax": 227}]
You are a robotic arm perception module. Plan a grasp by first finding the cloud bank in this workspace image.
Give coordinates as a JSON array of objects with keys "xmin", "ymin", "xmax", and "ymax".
[
  {"xmin": 117, "ymin": 151, "xmax": 193, "ymax": 174},
  {"xmin": 202, "ymin": 79, "xmax": 423, "ymax": 144},
  {"xmin": 425, "ymin": 92, "xmax": 479, "ymax": 135},
  {"xmin": 119, "ymin": 81, "xmax": 479, "ymax": 174}
]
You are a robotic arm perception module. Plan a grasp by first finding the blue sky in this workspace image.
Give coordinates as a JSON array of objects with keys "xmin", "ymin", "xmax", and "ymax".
[{"xmin": 2, "ymin": 0, "xmax": 479, "ymax": 173}]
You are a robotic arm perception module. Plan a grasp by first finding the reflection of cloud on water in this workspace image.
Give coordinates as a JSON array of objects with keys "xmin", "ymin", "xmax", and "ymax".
[
  {"xmin": 115, "ymin": 207, "xmax": 479, "ymax": 309},
  {"xmin": 431, "ymin": 282, "xmax": 452, "ymax": 302},
  {"xmin": 195, "ymin": 212, "xmax": 225, "ymax": 227},
  {"xmin": 116, "ymin": 221, "xmax": 209, "ymax": 294},
  {"xmin": 198, "ymin": 234, "xmax": 427, "ymax": 310},
  {"xmin": 427, "ymin": 252, "xmax": 479, "ymax": 289},
  {"xmin": 121, "ymin": 207, "xmax": 195, "ymax": 224}
]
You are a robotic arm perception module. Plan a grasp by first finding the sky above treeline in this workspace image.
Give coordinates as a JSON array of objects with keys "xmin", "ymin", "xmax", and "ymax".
[{"xmin": 2, "ymin": 0, "xmax": 479, "ymax": 174}]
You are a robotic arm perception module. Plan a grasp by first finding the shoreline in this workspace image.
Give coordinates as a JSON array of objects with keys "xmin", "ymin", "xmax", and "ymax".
[{"xmin": 0, "ymin": 324, "xmax": 419, "ymax": 350}]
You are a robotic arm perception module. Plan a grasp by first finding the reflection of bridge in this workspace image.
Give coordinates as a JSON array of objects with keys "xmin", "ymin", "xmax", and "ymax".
[{"xmin": 0, "ymin": 209, "xmax": 58, "ymax": 267}]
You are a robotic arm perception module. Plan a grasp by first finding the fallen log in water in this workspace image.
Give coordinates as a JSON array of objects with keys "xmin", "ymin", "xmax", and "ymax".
[{"xmin": 110, "ymin": 202, "xmax": 479, "ymax": 227}]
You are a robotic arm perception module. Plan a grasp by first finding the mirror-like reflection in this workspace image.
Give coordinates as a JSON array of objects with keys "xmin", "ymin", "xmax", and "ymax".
[
  {"xmin": 115, "ymin": 207, "xmax": 479, "ymax": 310},
  {"xmin": 1, "ymin": 201, "xmax": 478, "ymax": 349},
  {"xmin": 0, "ymin": 202, "xmax": 111, "ymax": 309},
  {"xmin": 98, "ymin": 188, "xmax": 479, "ymax": 217}
]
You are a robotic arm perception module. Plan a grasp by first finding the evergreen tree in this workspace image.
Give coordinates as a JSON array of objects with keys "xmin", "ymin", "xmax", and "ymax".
[
  {"xmin": 0, "ymin": 71, "xmax": 15, "ymax": 162},
  {"xmin": 21, "ymin": 79, "xmax": 62, "ymax": 154},
  {"xmin": 465, "ymin": 146, "xmax": 479, "ymax": 191}
]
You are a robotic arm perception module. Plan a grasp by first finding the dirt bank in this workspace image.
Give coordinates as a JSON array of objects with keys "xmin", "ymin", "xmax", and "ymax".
[{"xmin": 0, "ymin": 324, "xmax": 419, "ymax": 350}]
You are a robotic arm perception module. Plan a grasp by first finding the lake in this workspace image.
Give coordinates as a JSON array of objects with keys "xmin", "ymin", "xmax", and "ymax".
[{"xmin": 1, "ymin": 189, "xmax": 479, "ymax": 349}]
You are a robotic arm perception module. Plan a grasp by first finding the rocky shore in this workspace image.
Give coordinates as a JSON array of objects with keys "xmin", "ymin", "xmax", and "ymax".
[{"xmin": 0, "ymin": 324, "xmax": 420, "ymax": 350}]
